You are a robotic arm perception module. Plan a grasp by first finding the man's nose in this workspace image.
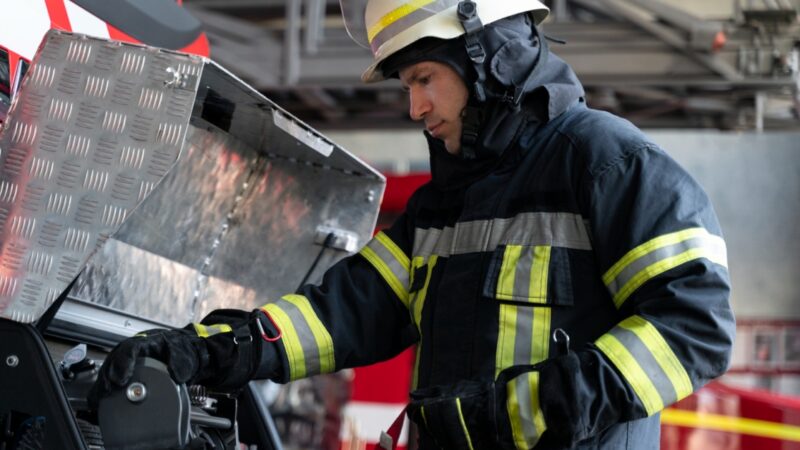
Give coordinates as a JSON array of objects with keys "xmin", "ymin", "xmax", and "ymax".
[{"xmin": 408, "ymin": 89, "xmax": 431, "ymax": 121}]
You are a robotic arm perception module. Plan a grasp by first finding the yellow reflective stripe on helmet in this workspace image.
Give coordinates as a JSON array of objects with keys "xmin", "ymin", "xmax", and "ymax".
[
  {"xmin": 595, "ymin": 315, "xmax": 693, "ymax": 416},
  {"xmin": 454, "ymin": 398, "xmax": 475, "ymax": 450},
  {"xmin": 603, "ymin": 228, "xmax": 727, "ymax": 308},
  {"xmin": 192, "ymin": 323, "xmax": 233, "ymax": 338},
  {"xmin": 507, "ymin": 371, "xmax": 546, "ymax": 449},
  {"xmin": 261, "ymin": 295, "xmax": 336, "ymax": 381},
  {"xmin": 367, "ymin": 0, "xmax": 437, "ymax": 43},
  {"xmin": 360, "ymin": 232, "xmax": 410, "ymax": 307}
]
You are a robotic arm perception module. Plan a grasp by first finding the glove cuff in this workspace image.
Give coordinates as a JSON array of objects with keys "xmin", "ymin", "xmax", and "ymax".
[{"xmin": 199, "ymin": 309, "xmax": 285, "ymax": 390}]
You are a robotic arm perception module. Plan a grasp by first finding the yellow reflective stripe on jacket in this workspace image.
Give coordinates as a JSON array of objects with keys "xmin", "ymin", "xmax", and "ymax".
[
  {"xmin": 410, "ymin": 255, "xmax": 437, "ymax": 390},
  {"xmin": 421, "ymin": 406, "xmax": 429, "ymax": 429},
  {"xmin": 495, "ymin": 304, "xmax": 551, "ymax": 378},
  {"xmin": 193, "ymin": 323, "xmax": 232, "ymax": 338},
  {"xmin": 495, "ymin": 245, "xmax": 552, "ymax": 377},
  {"xmin": 454, "ymin": 398, "xmax": 475, "ymax": 450},
  {"xmin": 506, "ymin": 371, "xmax": 546, "ymax": 449},
  {"xmin": 603, "ymin": 228, "xmax": 728, "ymax": 308},
  {"xmin": 261, "ymin": 294, "xmax": 335, "ymax": 381},
  {"xmin": 496, "ymin": 245, "xmax": 551, "ymax": 303},
  {"xmin": 360, "ymin": 231, "xmax": 410, "ymax": 308},
  {"xmin": 497, "ymin": 246, "xmax": 523, "ymax": 301},
  {"xmin": 595, "ymin": 315, "xmax": 693, "ymax": 416}
]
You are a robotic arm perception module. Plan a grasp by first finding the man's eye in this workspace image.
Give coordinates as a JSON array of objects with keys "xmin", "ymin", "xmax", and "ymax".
[{"xmin": 419, "ymin": 76, "xmax": 430, "ymax": 85}]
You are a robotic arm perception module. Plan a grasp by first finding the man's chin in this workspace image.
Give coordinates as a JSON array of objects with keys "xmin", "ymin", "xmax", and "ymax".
[{"xmin": 444, "ymin": 140, "xmax": 461, "ymax": 156}]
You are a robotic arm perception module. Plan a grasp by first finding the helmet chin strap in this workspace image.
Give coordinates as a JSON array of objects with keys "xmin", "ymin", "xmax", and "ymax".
[
  {"xmin": 457, "ymin": 0, "xmax": 486, "ymax": 160},
  {"xmin": 456, "ymin": 4, "xmax": 552, "ymax": 160}
]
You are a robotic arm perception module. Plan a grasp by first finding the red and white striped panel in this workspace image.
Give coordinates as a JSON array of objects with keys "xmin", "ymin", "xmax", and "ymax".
[
  {"xmin": 0, "ymin": 0, "xmax": 208, "ymax": 61},
  {"xmin": 343, "ymin": 347, "xmax": 415, "ymax": 450}
]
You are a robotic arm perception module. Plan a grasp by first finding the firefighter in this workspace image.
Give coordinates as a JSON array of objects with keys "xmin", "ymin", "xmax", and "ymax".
[{"xmin": 91, "ymin": 1, "xmax": 735, "ymax": 448}]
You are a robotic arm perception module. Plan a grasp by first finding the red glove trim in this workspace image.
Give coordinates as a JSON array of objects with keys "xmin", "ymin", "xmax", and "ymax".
[{"xmin": 257, "ymin": 308, "xmax": 283, "ymax": 342}]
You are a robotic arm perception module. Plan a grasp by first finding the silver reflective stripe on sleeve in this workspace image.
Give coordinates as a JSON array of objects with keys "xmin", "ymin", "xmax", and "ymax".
[
  {"xmin": 261, "ymin": 294, "xmax": 335, "ymax": 381},
  {"xmin": 595, "ymin": 315, "xmax": 693, "ymax": 416},
  {"xmin": 603, "ymin": 227, "xmax": 727, "ymax": 308},
  {"xmin": 360, "ymin": 231, "xmax": 411, "ymax": 308}
]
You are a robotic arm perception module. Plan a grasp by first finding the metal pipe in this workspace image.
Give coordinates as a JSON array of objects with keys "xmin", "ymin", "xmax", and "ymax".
[
  {"xmin": 755, "ymin": 90, "xmax": 765, "ymax": 132},
  {"xmin": 304, "ymin": 0, "xmax": 325, "ymax": 54},
  {"xmin": 190, "ymin": 411, "xmax": 232, "ymax": 430},
  {"xmin": 284, "ymin": 0, "xmax": 302, "ymax": 85},
  {"xmin": 553, "ymin": 0, "xmax": 570, "ymax": 23},
  {"xmin": 573, "ymin": 0, "xmax": 743, "ymax": 81}
]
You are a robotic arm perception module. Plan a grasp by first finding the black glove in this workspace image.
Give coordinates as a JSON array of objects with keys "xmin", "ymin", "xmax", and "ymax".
[
  {"xmin": 89, "ymin": 309, "xmax": 282, "ymax": 408},
  {"xmin": 407, "ymin": 366, "xmax": 546, "ymax": 450}
]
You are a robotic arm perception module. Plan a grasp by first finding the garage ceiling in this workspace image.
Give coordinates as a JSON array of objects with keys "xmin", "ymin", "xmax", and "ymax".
[{"xmin": 183, "ymin": 0, "xmax": 800, "ymax": 130}]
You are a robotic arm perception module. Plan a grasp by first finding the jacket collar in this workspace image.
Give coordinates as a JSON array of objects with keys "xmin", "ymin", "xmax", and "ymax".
[{"xmin": 428, "ymin": 50, "xmax": 584, "ymax": 190}]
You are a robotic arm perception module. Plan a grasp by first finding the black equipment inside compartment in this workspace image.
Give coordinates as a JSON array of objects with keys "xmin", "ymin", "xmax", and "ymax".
[{"xmin": 0, "ymin": 318, "xmax": 87, "ymax": 450}]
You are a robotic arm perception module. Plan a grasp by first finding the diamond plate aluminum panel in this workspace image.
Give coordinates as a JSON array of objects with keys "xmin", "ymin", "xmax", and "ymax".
[
  {"xmin": 2, "ymin": 31, "xmax": 384, "ymax": 330},
  {"xmin": 71, "ymin": 123, "xmax": 384, "ymax": 327},
  {"xmin": 0, "ymin": 31, "xmax": 202, "ymax": 323}
]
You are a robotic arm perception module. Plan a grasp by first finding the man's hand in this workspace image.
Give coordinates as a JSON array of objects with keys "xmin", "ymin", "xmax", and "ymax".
[
  {"xmin": 407, "ymin": 380, "xmax": 498, "ymax": 450},
  {"xmin": 407, "ymin": 366, "xmax": 546, "ymax": 450},
  {"xmin": 88, "ymin": 309, "xmax": 282, "ymax": 409},
  {"xmin": 88, "ymin": 329, "xmax": 210, "ymax": 408}
]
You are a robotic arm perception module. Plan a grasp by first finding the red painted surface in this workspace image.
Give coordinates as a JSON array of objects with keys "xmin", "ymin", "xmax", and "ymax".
[
  {"xmin": 179, "ymin": 33, "xmax": 211, "ymax": 58},
  {"xmin": 351, "ymin": 348, "xmax": 415, "ymax": 404},
  {"xmin": 43, "ymin": 0, "xmax": 71, "ymax": 31},
  {"xmin": 381, "ymin": 173, "xmax": 431, "ymax": 212}
]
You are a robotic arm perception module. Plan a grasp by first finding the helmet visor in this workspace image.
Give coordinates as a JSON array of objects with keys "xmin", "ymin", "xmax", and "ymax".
[{"xmin": 339, "ymin": 0, "xmax": 370, "ymax": 48}]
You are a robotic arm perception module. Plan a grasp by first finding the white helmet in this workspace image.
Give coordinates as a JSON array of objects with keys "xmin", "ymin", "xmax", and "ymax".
[{"xmin": 341, "ymin": 0, "xmax": 550, "ymax": 83}]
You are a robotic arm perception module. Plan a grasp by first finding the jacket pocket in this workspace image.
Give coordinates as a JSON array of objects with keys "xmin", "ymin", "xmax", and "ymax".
[
  {"xmin": 485, "ymin": 245, "xmax": 574, "ymax": 378},
  {"xmin": 483, "ymin": 245, "xmax": 574, "ymax": 306}
]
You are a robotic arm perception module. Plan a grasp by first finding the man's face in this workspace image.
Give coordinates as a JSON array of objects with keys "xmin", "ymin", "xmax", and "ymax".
[{"xmin": 399, "ymin": 61, "xmax": 469, "ymax": 155}]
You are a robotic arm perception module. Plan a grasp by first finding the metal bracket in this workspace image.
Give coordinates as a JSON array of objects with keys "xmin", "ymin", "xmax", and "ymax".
[
  {"xmin": 273, "ymin": 110, "xmax": 334, "ymax": 157},
  {"xmin": 314, "ymin": 226, "xmax": 359, "ymax": 253}
]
